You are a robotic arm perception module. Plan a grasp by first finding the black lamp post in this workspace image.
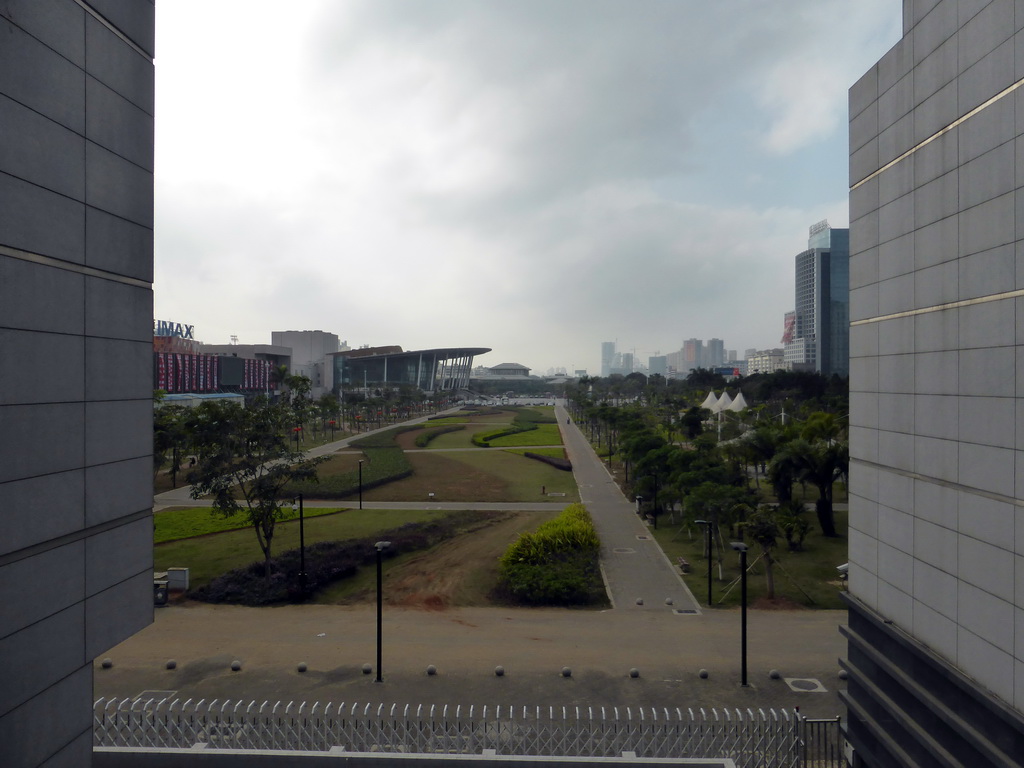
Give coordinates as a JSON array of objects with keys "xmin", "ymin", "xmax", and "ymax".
[
  {"xmin": 730, "ymin": 541, "xmax": 749, "ymax": 687},
  {"xmin": 292, "ymin": 494, "xmax": 306, "ymax": 595},
  {"xmin": 695, "ymin": 519, "xmax": 712, "ymax": 606},
  {"xmin": 358, "ymin": 460, "xmax": 364, "ymax": 510},
  {"xmin": 374, "ymin": 540, "xmax": 391, "ymax": 683}
]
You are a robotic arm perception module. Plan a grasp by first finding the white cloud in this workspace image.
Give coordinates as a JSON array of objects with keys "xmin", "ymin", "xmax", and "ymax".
[{"xmin": 153, "ymin": 0, "xmax": 900, "ymax": 373}]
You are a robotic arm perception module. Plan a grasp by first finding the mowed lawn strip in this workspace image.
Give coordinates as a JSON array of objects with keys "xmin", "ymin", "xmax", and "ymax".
[
  {"xmin": 154, "ymin": 505, "xmax": 347, "ymax": 544},
  {"xmin": 155, "ymin": 508, "xmax": 456, "ymax": 590},
  {"xmin": 442, "ymin": 450, "xmax": 578, "ymax": 500},
  {"xmin": 484, "ymin": 423, "xmax": 563, "ymax": 447}
]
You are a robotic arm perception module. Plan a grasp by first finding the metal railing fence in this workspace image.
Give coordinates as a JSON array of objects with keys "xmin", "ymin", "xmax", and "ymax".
[{"xmin": 95, "ymin": 697, "xmax": 844, "ymax": 768}]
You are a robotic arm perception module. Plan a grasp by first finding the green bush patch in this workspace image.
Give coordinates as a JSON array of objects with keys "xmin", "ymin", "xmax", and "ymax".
[
  {"xmin": 497, "ymin": 503, "xmax": 604, "ymax": 605},
  {"xmin": 415, "ymin": 424, "xmax": 465, "ymax": 447}
]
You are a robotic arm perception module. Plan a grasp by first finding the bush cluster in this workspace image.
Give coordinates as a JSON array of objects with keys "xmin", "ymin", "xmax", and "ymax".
[
  {"xmin": 522, "ymin": 451, "xmax": 572, "ymax": 471},
  {"xmin": 192, "ymin": 511, "xmax": 492, "ymax": 605},
  {"xmin": 496, "ymin": 503, "xmax": 603, "ymax": 606}
]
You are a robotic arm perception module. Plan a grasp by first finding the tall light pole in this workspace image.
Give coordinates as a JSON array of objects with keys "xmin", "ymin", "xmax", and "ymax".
[
  {"xmin": 374, "ymin": 540, "xmax": 391, "ymax": 683},
  {"xmin": 358, "ymin": 460, "xmax": 364, "ymax": 510},
  {"xmin": 695, "ymin": 519, "xmax": 712, "ymax": 607},
  {"xmin": 730, "ymin": 541, "xmax": 749, "ymax": 687},
  {"xmin": 291, "ymin": 494, "xmax": 306, "ymax": 595}
]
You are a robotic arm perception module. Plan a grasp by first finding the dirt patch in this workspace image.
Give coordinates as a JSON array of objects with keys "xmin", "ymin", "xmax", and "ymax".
[{"xmin": 374, "ymin": 510, "xmax": 554, "ymax": 610}]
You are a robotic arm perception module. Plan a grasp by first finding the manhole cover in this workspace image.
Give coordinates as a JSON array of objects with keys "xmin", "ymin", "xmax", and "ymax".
[
  {"xmin": 784, "ymin": 678, "xmax": 827, "ymax": 693},
  {"xmin": 613, "ymin": 547, "xmax": 636, "ymax": 554}
]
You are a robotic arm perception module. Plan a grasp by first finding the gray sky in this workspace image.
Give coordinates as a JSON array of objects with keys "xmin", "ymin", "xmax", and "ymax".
[{"xmin": 153, "ymin": 1, "xmax": 901, "ymax": 375}]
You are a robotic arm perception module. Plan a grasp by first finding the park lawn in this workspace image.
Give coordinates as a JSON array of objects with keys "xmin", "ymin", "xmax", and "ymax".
[
  {"xmin": 485, "ymin": 423, "xmax": 563, "ymax": 447},
  {"xmin": 424, "ymin": 424, "xmax": 509, "ymax": 449},
  {"xmin": 649, "ymin": 506, "xmax": 849, "ymax": 610},
  {"xmin": 442, "ymin": 450, "xmax": 577, "ymax": 500},
  {"xmin": 155, "ymin": 508, "xmax": 454, "ymax": 591},
  {"xmin": 154, "ymin": 505, "xmax": 348, "ymax": 544}
]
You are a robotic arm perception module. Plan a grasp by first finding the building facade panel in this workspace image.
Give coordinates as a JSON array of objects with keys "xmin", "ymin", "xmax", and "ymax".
[
  {"xmin": 845, "ymin": 3, "xmax": 1024, "ymax": 763},
  {"xmin": 0, "ymin": 4, "xmax": 155, "ymax": 765}
]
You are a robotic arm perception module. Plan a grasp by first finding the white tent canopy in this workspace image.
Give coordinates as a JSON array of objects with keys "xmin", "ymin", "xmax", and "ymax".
[
  {"xmin": 700, "ymin": 391, "xmax": 719, "ymax": 411},
  {"xmin": 726, "ymin": 392, "xmax": 748, "ymax": 412}
]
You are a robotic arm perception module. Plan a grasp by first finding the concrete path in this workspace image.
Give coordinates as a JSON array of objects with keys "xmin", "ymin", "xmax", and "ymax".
[{"xmin": 556, "ymin": 404, "xmax": 701, "ymax": 614}]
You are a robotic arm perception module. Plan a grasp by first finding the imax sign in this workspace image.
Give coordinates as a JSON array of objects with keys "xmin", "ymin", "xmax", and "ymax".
[{"xmin": 154, "ymin": 320, "xmax": 195, "ymax": 339}]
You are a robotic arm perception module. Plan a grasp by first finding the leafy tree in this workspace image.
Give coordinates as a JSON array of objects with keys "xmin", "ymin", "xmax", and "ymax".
[
  {"xmin": 770, "ymin": 438, "xmax": 847, "ymax": 537},
  {"xmin": 186, "ymin": 398, "xmax": 325, "ymax": 589},
  {"xmin": 680, "ymin": 406, "xmax": 705, "ymax": 439},
  {"xmin": 744, "ymin": 506, "xmax": 781, "ymax": 599},
  {"xmin": 153, "ymin": 401, "xmax": 188, "ymax": 487}
]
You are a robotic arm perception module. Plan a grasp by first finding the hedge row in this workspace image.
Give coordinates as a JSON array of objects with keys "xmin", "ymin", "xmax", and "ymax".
[
  {"xmin": 522, "ymin": 451, "xmax": 572, "ymax": 471},
  {"xmin": 496, "ymin": 503, "xmax": 604, "ymax": 606},
  {"xmin": 415, "ymin": 424, "xmax": 465, "ymax": 447},
  {"xmin": 472, "ymin": 408, "xmax": 555, "ymax": 447},
  {"xmin": 191, "ymin": 511, "xmax": 494, "ymax": 605}
]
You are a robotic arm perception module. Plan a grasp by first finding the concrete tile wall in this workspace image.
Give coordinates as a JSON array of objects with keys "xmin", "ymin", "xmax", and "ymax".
[
  {"xmin": 849, "ymin": 0, "xmax": 1024, "ymax": 711},
  {"xmin": 0, "ymin": 2, "xmax": 154, "ymax": 765}
]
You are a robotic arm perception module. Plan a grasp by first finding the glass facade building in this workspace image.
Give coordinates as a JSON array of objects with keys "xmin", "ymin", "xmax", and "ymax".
[{"xmin": 332, "ymin": 347, "xmax": 489, "ymax": 394}]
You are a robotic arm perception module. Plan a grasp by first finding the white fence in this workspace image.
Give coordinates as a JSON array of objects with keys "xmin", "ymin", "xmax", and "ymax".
[{"xmin": 92, "ymin": 698, "xmax": 834, "ymax": 767}]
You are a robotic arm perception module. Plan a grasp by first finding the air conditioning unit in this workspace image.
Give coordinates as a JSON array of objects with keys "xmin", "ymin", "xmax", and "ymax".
[{"xmin": 154, "ymin": 577, "xmax": 169, "ymax": 606}]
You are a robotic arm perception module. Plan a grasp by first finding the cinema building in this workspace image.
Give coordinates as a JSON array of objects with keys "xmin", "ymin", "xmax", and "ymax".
[{"xmin": 331, "ymin": 346, "xmax": 490, "ymax": 395}]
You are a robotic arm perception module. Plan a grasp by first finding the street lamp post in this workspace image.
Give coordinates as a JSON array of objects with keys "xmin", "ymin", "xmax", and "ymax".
[
  {"xmin": 291, "ymin": 494, "xmax": 306, "ymax": 595},
  {"xmin": 730, "ymin": 541, "xmax": 749, "ymax": 687},
  {"xmin": 358, "ymin": 460, "xmax": 364, "ymax": 510},
  {"xmin": 695, "ymin": 519, "xmax": 712, "ymax": 607},
  {"xmin": 374, "ymin": 540, "xmax": 391, "ymax": 683}
]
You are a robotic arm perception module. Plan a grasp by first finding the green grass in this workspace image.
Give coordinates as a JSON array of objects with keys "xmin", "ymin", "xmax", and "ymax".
[
  {"xmin": 155, "ymin": 508, "xmax": 455, "ymax": 590},
  {"xmin": 154, "ymin": 505, "xmax": 348, "ymax": 543},
  {"xmin": 422, "ymin": 424, "xmax": 502, "ymax": 449},
  {"xmin": 649, "ymin": 506, "xmax": 849, "ymax": 609},
  {"xmin": 485, "ymin": 423, "xmax": 563, "ymax": 447}
]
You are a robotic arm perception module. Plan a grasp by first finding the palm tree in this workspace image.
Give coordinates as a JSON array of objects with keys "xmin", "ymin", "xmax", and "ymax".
[{"xmin": 770, "ymin": 438, "xmax": 847, "ymax": 537}]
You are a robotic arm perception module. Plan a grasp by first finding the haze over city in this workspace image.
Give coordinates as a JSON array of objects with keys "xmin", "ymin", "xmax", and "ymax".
[{"xmin": 153, "ymin": 1, "xmax": 901, "ymax": 374}]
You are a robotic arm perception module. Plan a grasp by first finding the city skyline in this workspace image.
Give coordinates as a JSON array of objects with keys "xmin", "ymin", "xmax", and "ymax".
[{"xmin": 152, "ymin": 1, "xmax": 901, "ymax": 375}]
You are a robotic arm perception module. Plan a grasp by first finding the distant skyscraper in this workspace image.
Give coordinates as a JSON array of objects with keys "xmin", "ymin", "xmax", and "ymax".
[
  {"xmin": 600, "ymin": 341, "xmax": 616, "ymax": 377},
  {"xmin": 619, "ymin": 352, "xmax": 633, "ymax": 374},
  {"xmin": 706, "ymin": 338, "xmax": 725, "ymax": 369},
  {"xmin": 682, "ymin": 338, "xmax": 703, "ymax": 372},
  {"xmin": 783, "ymin": 221, "xmax": 849, "ymax": 377}
]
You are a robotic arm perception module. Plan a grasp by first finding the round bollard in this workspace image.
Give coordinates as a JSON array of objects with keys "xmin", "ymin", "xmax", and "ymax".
[
  {"xmin": 426, "ymin": 665, "xmax": 437, "ymax": 676},
  {"xmin": 494, "ymin": 666, "xmax": 505, "ymax": 677},
  {"xmin": 361, "ymin": 663, "xmax": 372, "ymax": 675},
  {"xmin": 769, "ymin": 669, "xmax": 781, "ymax": 680},
  {"xmin": 664, "ymin": 597, "xmax": 673, "ymax": 606},
  {"xmin": 838, "ymin": 669, "xmax": 848, "ymax": 680},
  {"xmin": 561, "ymin": 667, "xmax": 572, "ymax": 678},
  {"xmin": 629, "ymin": 668, "xmax": 640, "ymax": 679},
  {"xmin": 101, "ymin": 658, "xmax": 113, "ymax": 669},
  {"xmin": 698, "ymin": 669, "xmax": 709, "ymax": 679},
  {"xmin": 166, "ymin": 660, "xmax": 177, "ymax": 670},
  {"xmin": 635, "ymin": 598, "xmax": 644, "ymax": 606},
  {"xmin": 230, "ymin": 660, "xmax": 241, "ymax": 672},
  {"xmin": 297, "ymin": 663, "xmax": 308, "ymax": 673}
]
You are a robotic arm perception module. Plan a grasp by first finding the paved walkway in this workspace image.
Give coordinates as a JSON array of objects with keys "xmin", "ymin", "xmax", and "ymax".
[{"xmin": 557, "ymin": 404, "xmax": 701, "ymax": 614}]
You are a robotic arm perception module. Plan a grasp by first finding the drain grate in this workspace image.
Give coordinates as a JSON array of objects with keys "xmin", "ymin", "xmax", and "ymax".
[
  {"xmin": 636, "ymin": 535, "xmax": 651, "ymax": 540},
  {"xmin": 673, "ymin": 609, "xmax": 698, "ymax": 615}
]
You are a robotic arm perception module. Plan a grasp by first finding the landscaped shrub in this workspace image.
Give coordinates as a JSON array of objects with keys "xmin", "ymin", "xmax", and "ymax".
[
  {"xmin": 496, "ymin": 503, "xmax": 604, "ymax": 606},
  {"xmin": 522, "ymin": 451, "xmax": 572, "ymax": 471},
  {"xmin": 415, "ymin": 424, "xmax": 465, "ymax": 447},
  {"xmin": 192, "ymin": 511, "xmax": 494, "ymax": 605}
]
